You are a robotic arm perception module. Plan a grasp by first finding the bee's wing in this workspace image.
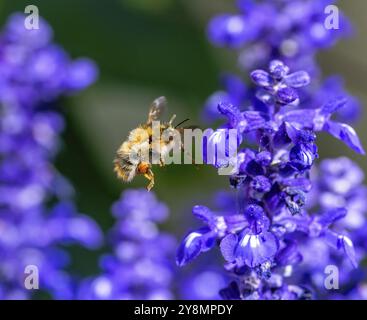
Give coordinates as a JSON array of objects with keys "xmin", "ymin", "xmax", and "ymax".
[{"xmin": 147, "ymin": 96, "xmax": 167, "ymax": 123}]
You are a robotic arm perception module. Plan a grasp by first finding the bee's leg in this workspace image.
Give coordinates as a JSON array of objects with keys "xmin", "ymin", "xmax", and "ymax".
[
  {"xmin": 138, "ymin": 162, "xmax": 155, "ymax": 191},
  {"xmin": 144, "ymin": 169, "xmax": 155, "ymax": 191},
  {"xmin": 160, "ymin": 157, "xmax": 165, "ymax": 167}
]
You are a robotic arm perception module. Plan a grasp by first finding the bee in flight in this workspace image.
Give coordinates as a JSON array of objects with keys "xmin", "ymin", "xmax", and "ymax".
[{"xmin": 114, "ymin": 96, "xmax": 189, "ymax": 191}]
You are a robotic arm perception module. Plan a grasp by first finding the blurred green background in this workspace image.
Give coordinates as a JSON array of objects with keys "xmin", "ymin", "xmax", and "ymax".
[{"xmin": 0, "ymin": 0, "xmax": 366, "ymax": 277}]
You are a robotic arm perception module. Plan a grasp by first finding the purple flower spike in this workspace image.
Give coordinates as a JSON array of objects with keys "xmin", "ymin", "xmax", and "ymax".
[
  {"xmin": 78, "ymin": 190, "xmax": 175, "ymax": 300},
  {"xmin": 0, "ymin": 13, "xmax": 100, "ymax": 299},
  {"xmin": 182, "ymin": 0, "xmax": 366, "ymax": 301}
]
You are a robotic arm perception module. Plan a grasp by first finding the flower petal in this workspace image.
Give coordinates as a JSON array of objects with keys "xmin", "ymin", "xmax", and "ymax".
[
  {"xmin": 235, "ymin": 231, "xmax": 278, "ymax": 267},
  {"xmin": 176, "ymin": 229, "xmax": 212, "ymax": 266},
  {"xmin": 316, "ymin": 207, "xmax": 347, "ymax": 228},
  {"xmin": 320, "ymin": 96, "xmax": 347, "ymax": 116},
  {"xmin": 324, "ymin": 121, "xmax": 365, "ymax": 154},
  {"xmin": 250, "ymin": 70, "xmax": 272, "ymax": 88},
  {"xmin": 277, "ymin": 87, "xmax": 298, "ymax": 105},
  {"xmin": 324, "ymin": 230, "xmax": 358, "ymax": 268},
  {"xmin": 284, "ymin": 71, "xmax": 311, "ymax": 88},
  {"xmin": 218, "ymin": 102, "xmax": 243, "ymax": 128},
  {"xmin": 276, "ymin": 241, "xmax": 303, "ymax": 266},
  {"xmin": 220, "ymin": 233, "xmax": 238, "ymax": 262},
  {"xmin": 208, "ymin": 14, "xmax": 249, "ymax": 48},
  {"xmin": 192, "ymin": 205, "xmax": 214, "ymax": 224}
]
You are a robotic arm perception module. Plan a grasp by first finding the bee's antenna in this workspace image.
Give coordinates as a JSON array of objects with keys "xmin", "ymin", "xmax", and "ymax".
[
  {"xmin": 169, "ymin": 114, "xmax": 177, "ymax": 126},
  {"xmin": 175, "ymin": 118, "xmax": 190, "ymax": 128}
]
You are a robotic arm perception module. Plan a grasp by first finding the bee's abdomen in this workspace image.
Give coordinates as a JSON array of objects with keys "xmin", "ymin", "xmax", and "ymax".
[{"xmin": 113, "ymin": 156, "xmax": 135, "ymax": 182}]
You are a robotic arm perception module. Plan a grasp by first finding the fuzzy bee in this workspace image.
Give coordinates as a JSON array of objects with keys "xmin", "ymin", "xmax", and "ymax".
[{"xmin": 114, "ymin": 96, "xmax": 188, "ymax": 191}]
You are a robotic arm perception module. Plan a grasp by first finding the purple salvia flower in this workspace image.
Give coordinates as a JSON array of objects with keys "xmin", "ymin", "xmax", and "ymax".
[
  {"xmin": 77, "ymin": 190, "xmax": 175, "ymax": 300},
  {"xmin": 178, "ymin": 56, "xmax": 364, "ymax": 300},
  {"xmin": 0, "ymin": 14, "xmax": 101, "ymax": 299},
  {"xmin": 203, "ymin": 0, "xmax": 360, "ymax": 125}
]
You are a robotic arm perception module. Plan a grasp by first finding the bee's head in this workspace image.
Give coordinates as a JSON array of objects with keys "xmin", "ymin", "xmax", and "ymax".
[
  {"xmin": 162, "ymin": 124, "xmax": 181, "ymax": 143},
  {"xmin": 164, "ymin": 126, "xmax": 180, "ymax": 138}
]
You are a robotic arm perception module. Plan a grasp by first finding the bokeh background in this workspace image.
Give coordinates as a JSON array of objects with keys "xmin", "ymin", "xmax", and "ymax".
[{"xmin": 1, "ymin": 0, "xmax": 366, "ymax": 279}]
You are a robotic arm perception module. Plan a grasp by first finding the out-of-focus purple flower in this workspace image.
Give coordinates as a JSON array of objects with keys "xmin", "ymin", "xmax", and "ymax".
[
  {"xmin": 112, "ymin": 189, "xmax": 169, "ymax": 222},
  {"xmin": 0, "ymin": 13, "xmax": 98, "ymax": 106},
  {"xmin": 312, "ymin": 76, "xmax": 362, "ymax": 123},
  {"xmin": 3, "ymin": 13, "xmax": 53, "ymax": 48},
  {"xmin": 205, "ymin": 0, "xmax": 360, "ymax": 126},
  {"xmin": 297, "ymin": 157, "xmax": 367, "ymax": 298},
  {"xmin": 77, "ymin": 190, "xmax": 176, "ymax": 300},
  {"xmin": 65, "ymin": 58, "xmax": 99, "ymax": 92},
  {"xmin": 202, "ymin": 74, "xmax": 248, "ymax": 123},
  {"xmin": 180, "ymin": 267, "xmax": 227, "ymax": 300},
  {"xmin": 208, "ymin": 15, "xmax": 257, "ymax": 48},
  {"xmin": 0, "ymin": 13, "xmax": 101, "ymax": 299}
]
